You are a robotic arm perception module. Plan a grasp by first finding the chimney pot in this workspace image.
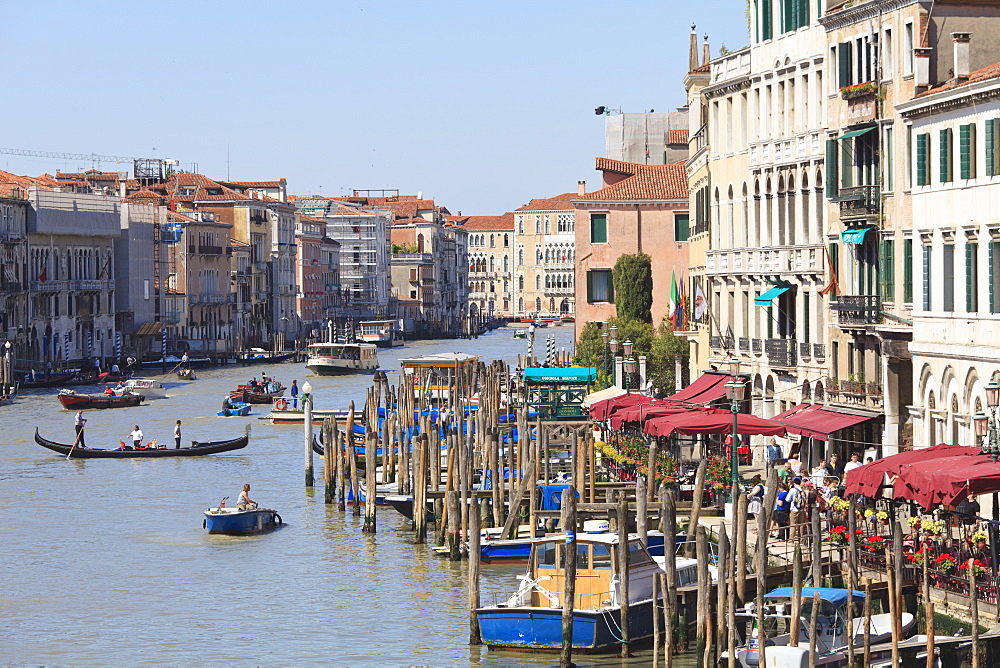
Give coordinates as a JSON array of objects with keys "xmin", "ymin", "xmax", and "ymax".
[
  {"xmin": 577, "ymin": 180, "xmax": 586, "ymax": 196},
  {"xmin": 914, "ymin": 47, "xmax": 932, "ymax": 88},
  {"xmin": 689, "ymin": 25, "xmax": 699, "ymax": 72},
  {"xmin": 952, "ymin": 32, "xmax": 971, "ymax": 81},
  {"xmin": 702, "ymin": 35, "xmax": 711, "ymax": 67}
]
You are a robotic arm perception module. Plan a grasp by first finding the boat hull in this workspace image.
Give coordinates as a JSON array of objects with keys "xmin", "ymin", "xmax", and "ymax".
[
  {"xmin": 305, "ymin": 359, "xmax": 378, "ymax": 375},
  {"xmin": 477, "ymin": 599, "xmax": 656, "ymax": 652},
  {"xmin": 34, "ymin": 427, "xmax": 250, "ymax": 458},
  {"xmin": 20, "ymin": 372, "xmax": 77, "ymax": 389},
  {"xmin": 57, "ymin": 392, "xmax": 144, "ymax": 409},
  {"xmin": 204, "ymin": 507, "xmax": 281, "ymax": 534},
  {"xmin": 218, "ymin": 402, "xmax": 252, "ymax": 417}
]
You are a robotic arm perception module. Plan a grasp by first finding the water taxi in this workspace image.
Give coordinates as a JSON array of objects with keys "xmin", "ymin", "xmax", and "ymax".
[
  {"xmin": 358, "ymin": 320, "xmax": 404, "ymax": 347},
  {"xmin": 112, "ymin": 378, "xmax": 168, "ymax": 399},
  {"xmin": 305, "ymin": 342, "xmax": 379, "ymax": 375}
]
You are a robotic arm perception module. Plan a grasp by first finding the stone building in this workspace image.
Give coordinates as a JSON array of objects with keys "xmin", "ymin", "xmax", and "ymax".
[{"xmin": 513, "ymin": 193, "xmax": 577, "ymax": 320}]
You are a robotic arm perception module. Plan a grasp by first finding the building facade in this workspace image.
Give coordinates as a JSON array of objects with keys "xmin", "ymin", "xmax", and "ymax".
[
  {"xmin": 459, "ymin": 213, "xmax": 515, "ymax": 321},
  {"xmin": 514, "ymin": 193, "xmax": 577, "ymax": 320}
]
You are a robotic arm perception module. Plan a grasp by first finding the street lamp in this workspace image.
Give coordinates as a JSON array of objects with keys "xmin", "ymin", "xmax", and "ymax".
[
  {"xmin": 624, "ymin": 356, "xmax": 638, "ymax": 395},
  {"xmin": 601, "ymin": 324, "xmax": 610, "ymax": 389},
  {"xmin": 725, "ymin": 357, "xmax": 745, "ymax": 503}
]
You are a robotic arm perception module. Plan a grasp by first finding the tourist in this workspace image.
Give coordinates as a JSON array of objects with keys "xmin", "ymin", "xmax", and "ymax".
[
  {"xmin": 93, "ymin": 357, "xmax": 102, "ymax": 376},
  {"xmin": 766, "ymin": 437, "xmax": 783, "ymax": 469},
  {"xmin": 746, "ymin": 474, "xmax": 764, "ymax": 527},
  {"xmin": 74, "ymin": 411, "xmax": 86, "ymax": 448},
  {"xmin": 810, "ymin": 459, "xmax": 831, "ymax": 486},
  {"xmin": 843, "ymin": 453, "xmax": 863, "ymax": 476},
  {"xmin": 237, "ymin": 483, "xmax": 257, "ymax": 510},
  {"xmin": 829, "ymin": 454, "xmax": 845, "ymax": 478},
  {"xmin": 249, "ymin": 377, "xmax": 259, "ymax": 391},
  {"xmin": 787, "ymin": 451, "xmax": 804, "ymax": 476},
  {"xmin": 956, "ymin": 496, "xmax": 981, "ymax": 525},
  {"xmin": 866, "ymin": 457, "xmax": 874, "ymax": 464},
  {"xmin": 174, "ymin": 420, "xmax": 182, "ymax": 449},
  {"xmin": 290, "ymin": 380, "xmax": 299, "ymax": 409},
  {"xmin": 787, "ymin": 478, "xmax": 805, "ymax": 541},
  {"xmin": 772, "ymin": 482, "xmax": 791, "ymax": 539},
  {"xmin": 777, "ymin": 461, "xmax": 794, "ymax": 485},
  {"xmin": 130, "ymin": 425, "xmax": 143, "ymax": 449}
]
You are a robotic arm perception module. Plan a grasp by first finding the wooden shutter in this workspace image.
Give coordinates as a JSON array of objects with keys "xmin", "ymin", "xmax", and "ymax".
[
  {"xmin": 586, "ymin": 270, "xmax": 594, "ymax": 303},
  {"xmin": 762, "ymin": 0, "xmax": 773, "ymax": 40},
  {"xmin": 903, "ymin": 238, "xmax": 913, "ymax": 303},
  {"xmin": 922, "ymin": 245, "xmax": 932, "ymax": 311},
  {"xmin": 960, "ymin": 124, "xmax": 976, "ymax": 179},
  {"xmin": 880, "ymin": 239, "xmax": 895, "ymax": 303},
  {"xmin": 825, "ymin": 139, "xmax": 839, "ymax": 198},
  {"xmin": 991, "ymin": 242, "xmax": 999, "ymax": 314},
  {"xmin": 828, "ymin": 242, "xmax": 839, "ymax": 301},
  {"xmin": 987, "ymin": 119, "xmax": 997, "ymax": 177},
  {"xmin": 966, "ymin": 242, "xmax": 978, "ymax": 312},
  {"xmin": 916, "ymin": 133, "xmax": 929, "ymax": 186},
  {"xmin": 940, "ymin": 128, "xmax": 953, "ymax": 183},
  {"xmin": 606, "ymin": 271, "xmax": 614, "ymax": 303},
  {"xmin": 838, "ymin": 43, "xmax": 852, "ymax": 87}
]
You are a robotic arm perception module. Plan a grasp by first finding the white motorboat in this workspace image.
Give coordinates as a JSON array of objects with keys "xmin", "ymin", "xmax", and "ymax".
[
  {"xmin": 358, "ymin": 320, "xmax": 404, "ymax": 347},
  {"xmin": 112, "ymin": 378, "xmax": 168, "ymax": 400},
  {"xmin": 305, "ymin": 342, "xmax": 378, "ymax": 375}
]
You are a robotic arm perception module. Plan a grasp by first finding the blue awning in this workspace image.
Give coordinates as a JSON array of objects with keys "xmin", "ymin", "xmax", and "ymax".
[
  {"xmin": 842, "ymin": 227, "xmax": 873, "ymax": 244},
  {"xmin": 754, "ymin": 286, "xmax": 791, "ymax": 306},
  {"xmin": 765, "ymin": 587, "xmax": 865, "ymax": 607}
]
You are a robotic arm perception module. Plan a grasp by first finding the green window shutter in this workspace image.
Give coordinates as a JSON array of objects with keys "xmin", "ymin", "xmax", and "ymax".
[
  {"xmin": 838, "ymin": 43, "xmax": 852, "ymax": 87},
  {"xmin": 762, "ymin": 0, "xmax": 772, "ymax": 40},
  {"xmin": 675, "ymin": 213, "xmax": 690, "ymax": 242},
  {"xmin": 767, "ymin": 305, "xmax": 774, "ymax": 338},
  {"xmin": 916, "ymin": 133, "xmax": 929, "ymax": 186},
  {"xmin": 960, "ymin": 124, "xmax": 976, "ymax": 179},
  {"xmin": 803, "ymin": 292, "xmax": 810, "ymax": 343},
  {"xmin": 606, "ymin": 271, "xmax": 615, "ymax": 303},
  {"xmin": 841, "ymin": 137, "xmax": 854, "ymax": 188},
  {"xmin": 987, "ymin": 119, "xmax": 997, "ymax": 177},
  {"xmin": 829, "ymin": 242, "xmax": 839, "ymax": 301},
  {"xmin": 590, "ymin": 214, "xmax": 607, "ymax": 244},
  {"xmin": 967, "ymin": 242, "xmax": 978, "ymax": 312},
  {"xmin": 940, "ymin": 128, "xmax": 953, "ymax": 183},
  {"xmin": 880, "ymin": 239, "xmax": 895, "ymax": 303},
  {"xmin": 586, "ymin": 270, "xmax": 594, "ymax": 303},
  {"xmin": 922, "ymin": 245, "xmax": 932, "ymax": 311},
  {"xmin": 992, "ymin": 242, "xmax": 999, "ymax": 314},
  {"xmin": 825, "ymin": 139, "xmax": 839, "ymax": 198},
  {"xmin": 943, "ymin": 244, "xmax": 955, "ymax": 312},
  {"xmin": 903, "ymin": 238, "xmax": 913, "ymax": 303}
]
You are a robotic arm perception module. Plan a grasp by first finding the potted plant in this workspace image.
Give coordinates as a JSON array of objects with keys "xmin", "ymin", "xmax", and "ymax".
[
  {"xmin": 864, "ymin": 535, "xmax": 885, "ymax": 552},
  {"xmin": 829, "ymin": 525, "xmax": 849, "ymax": 544},
  {"xmin": 936, "ymin": 553, "xmax": 957, "ymax": 574},
  {"xmin": 959, "ymin": 559, "xmax": 990, "ymax": 578},
  {"xmin": 840, "ymin": 81, "xmax": 878, "ymax": 99}
]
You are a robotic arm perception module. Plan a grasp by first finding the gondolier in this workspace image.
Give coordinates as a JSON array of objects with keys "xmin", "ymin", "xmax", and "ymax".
[
  {"xmin": 180, "ymin": 352, "xmax": 189, "ymax": 370},
  {"xmin": 74, "ymin": 411, "xmax": 86, "ymax": 447},
  {"xmin": 174, "ymin": 420, "xmax": 182, "ymax": 449},
  {"xmin": 130, "ymin": 425, "xmax": 143, "ymax": 449}
]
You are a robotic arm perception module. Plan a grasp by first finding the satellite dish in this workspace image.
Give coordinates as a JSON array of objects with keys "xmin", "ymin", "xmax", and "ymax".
[{"xmin": 594, "ymin": 106, "xmax": 607, "ymax": 116}]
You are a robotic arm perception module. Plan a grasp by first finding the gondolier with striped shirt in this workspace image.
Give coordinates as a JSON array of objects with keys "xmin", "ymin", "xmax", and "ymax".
[{"xmin": 74, "ymin": 411, "xmax": 86, "ymax": 447}]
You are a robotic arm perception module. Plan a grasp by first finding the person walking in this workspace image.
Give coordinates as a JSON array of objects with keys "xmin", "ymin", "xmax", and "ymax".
[
  {"xmin": 174, "ymin": 420, "xmax": 182, "ymax": 449},
  {"xmin": 290, "ymin": 379, "xmax": 299, "ymax": 409},
  {"xmin": 130, "ymin": 425, "xmax": 143, "ymax": 449},
  {"xmin": 74, "ymin": 411, "xmax": 87, "ymax": 447},
  {"xmin": 746, "ymin": 474, "xmax": 764, "ymax": 527}
]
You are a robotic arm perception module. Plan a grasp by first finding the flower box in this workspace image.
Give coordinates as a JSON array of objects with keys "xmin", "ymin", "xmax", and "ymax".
[{"xmin": 840, "ymin": 81, "xmax": 877, "ymax": 100}]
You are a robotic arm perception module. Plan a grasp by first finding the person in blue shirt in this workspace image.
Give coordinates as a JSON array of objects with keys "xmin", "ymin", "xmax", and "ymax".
[
  {"xmin": 772, "ymin": 482, "xmax": 790, "ymax": 539},
  {"xmin": 290, "ymin": 379, "xmax": 299, "ymax": 409}
]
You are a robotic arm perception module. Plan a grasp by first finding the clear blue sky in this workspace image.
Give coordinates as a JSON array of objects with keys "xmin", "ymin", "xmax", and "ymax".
[{"xmin": 4, "ymin": 1, "xmax": 748, "ymax": 214}]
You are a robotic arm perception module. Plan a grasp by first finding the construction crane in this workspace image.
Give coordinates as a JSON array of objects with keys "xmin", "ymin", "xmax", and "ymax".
[{"xmin": 0, "ymin": 147, "xmax": 180, "ymax": 180}]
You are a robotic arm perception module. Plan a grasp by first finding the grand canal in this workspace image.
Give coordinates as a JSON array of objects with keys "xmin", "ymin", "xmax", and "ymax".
[{"xmin": 3, "ymin": 325, "xmax": 689, "ymax": 665}]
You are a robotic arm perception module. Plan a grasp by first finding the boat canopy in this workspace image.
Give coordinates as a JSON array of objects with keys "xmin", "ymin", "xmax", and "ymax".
[
  {"xmin": 523, "ymin": 367, "xmax": 596, "ymax": 384},
  {"xmin": 764, "ymin": 587, "xmax": 864, "ymax": 607}
]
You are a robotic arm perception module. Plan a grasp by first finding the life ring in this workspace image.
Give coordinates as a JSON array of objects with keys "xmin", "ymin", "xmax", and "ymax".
[{"xmin": 274, "ymin": 398, "xmax": 287, "ymax": 410}]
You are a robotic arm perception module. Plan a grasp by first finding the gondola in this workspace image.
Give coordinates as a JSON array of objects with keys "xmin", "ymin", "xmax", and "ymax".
[
  {"xmin": 34, "ymin": 425, "xmax": 251, "ymax": 458},
  {"xmin": 19, "ymin": 372, "xmax": 77, "ymax": 389},
  {"xmin": 57, "ymin": 391, "xmax": 144, "ymax": 409},
  {"xmin": 177, "ymin": 368, "xmax": 197, "ymax": 380},
  {"xmin": 239, "ymin": 350, "xmax": 297, "ymax": 365}
]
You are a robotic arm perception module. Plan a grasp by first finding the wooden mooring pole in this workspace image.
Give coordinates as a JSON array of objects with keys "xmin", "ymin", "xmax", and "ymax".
[
  {"xmin": 617, "ymin": 492, "xmax": 631, "ymax": 658},
  {"xmin": 559, "ymin": 485, "xmax": 578, "ymax": 668},
  {"xmin": 468, "ymin": 493, "xmax": 482, "ymax": 645}
]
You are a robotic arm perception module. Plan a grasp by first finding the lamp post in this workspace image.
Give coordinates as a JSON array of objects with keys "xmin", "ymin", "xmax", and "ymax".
[
  {"xmin": 608, "ymin": 327, "xmax": 620, "ymax": 388},
  {"xmin": 601, "ymin": 323, "xmax": 610, "ymax": 389},
  {"xmin": 974, "ymin": 380, "xmax": 1000, "ymax": 521},
  {"xmin": 302, "ymin": 380, "xmax": 314, "ymax": 487},
  {"xmin": 725, "ymin": 357, "xmax": 745, "ymax": 503},
  {"xmin": 622, "ymin": 339, "xmax": 635, "ymax": 394}
]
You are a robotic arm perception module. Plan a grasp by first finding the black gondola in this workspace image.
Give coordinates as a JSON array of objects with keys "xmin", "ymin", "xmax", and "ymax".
[
  {"xmin": 34, "ymin": 426, "xmax": 251, "ymax": 458},
  {"xmin": 19, "ymin": 372, "xmax": 77, "ymax": 389}
]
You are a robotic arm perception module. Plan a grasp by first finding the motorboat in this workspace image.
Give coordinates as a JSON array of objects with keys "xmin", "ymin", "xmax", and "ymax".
[
  {"xmin": 203, "ymin": 504, "xmax": 282, "ymax": 534},
  {"xmin": 218, "ymin": 401, "xmax": 252, "ymax": 417},
  {"xmin": 229, "ymin": 380, "xmax": 286, "ymax": 404},
  {"xmin": 57, "ymin": 390, "xmax": 144, "ymax": 409},
  {"xmin": 358, "ymin": 320, "xmax": 404, "ymax": 347},
  {"xmin": 305, "ymin": 342, "xmax": 378, "ymax": 375},
  {"xmin": 113, "ymin": 378, "xmax": 168, "ymax": 400}
]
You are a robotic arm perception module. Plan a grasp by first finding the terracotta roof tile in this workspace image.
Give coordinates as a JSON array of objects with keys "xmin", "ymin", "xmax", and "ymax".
[
  {"xmin": 576, "ymin": 158, "xmax": 688, "ymax": 201},
  {"xmin": 692, "ymin": 63, "xmax": 710, "ymax": 73},
  {"xmin": 457, "ymin": 212, "xmax": 515, "ymax": 231},
  {"xmin": 667, "ymin": 129, "xmax": 689, "ymax": 144},
  {"xmin": 919, "ymin": 61, "xmax": 1000, "ymax": 97},
  {"xmin": 515, "ymin": 193, "xmax": 576, "ymax": 212},
  {"xmin": 123, "ymin": 189, "xmax": 165, "ymax": 205},
  {"xmin": 219, "ymin": 179, "xmax": 286, "ymax": 188}
]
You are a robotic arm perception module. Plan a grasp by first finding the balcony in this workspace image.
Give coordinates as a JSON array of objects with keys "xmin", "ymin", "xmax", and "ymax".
[
  {"xmin": 765, "ymin": 338, "xmax": 797, "ymax": 368},
  {"xmin": 752, "ymin": 338, "xmax": 762, "ymax": 355},
  {"xmin": 739, "ymin": 337, "xmax": 750, "ymax": 352},
  {"xmin": 798, "ymin": 341, "xmax": 812, "ymax": 360},
  {"xmin": 70, "ymin": 279, "xmax": 112, "ymax": 292},
  {"xmin": 204, "ymin": 294, "xmax": 228, "ymax": 304},
  {"xmin": 2, "ymin": 281, "xmax": 24, "ymax": 292},
  {"xmin": 832, "ymin": 185, "xmax": 880, "ymax": 220},
  {"xmin": 813, "ymin": 343, "xmax": 826, "ymax": 360},
  {"xmin": 832, "ymin": 295, "xmax": 882, "ymax": 326},
  {"xmin": 31, "ymin": 280, "xmax": 64, "ymax": 293},
  {"xmin": 830, "ymin": 378, "xmax": 883, "ymax": 409},
  {"xmin": 198, "ymin": 245, "xmax": 223, "ymax": 255}
]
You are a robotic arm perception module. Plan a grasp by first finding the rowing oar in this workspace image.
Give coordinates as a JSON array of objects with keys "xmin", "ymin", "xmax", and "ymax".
[
  {"xmin": 165, "ymin": 359, "xmax": 184, "ymax": 377},
  {"xmin": 66, "ymin": 425, "xmax": 85, "ymax": 460}
]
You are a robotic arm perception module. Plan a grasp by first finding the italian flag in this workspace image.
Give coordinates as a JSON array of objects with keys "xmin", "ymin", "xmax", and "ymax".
[{"xmin": 669, "ymin": 270, "xmax": 679, "ymax": 329}]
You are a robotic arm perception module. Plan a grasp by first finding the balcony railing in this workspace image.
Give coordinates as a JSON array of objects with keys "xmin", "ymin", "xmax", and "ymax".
[
  {"xmin": 199, "ymin": 245, "xmax": 223, "ymax": 255},
  {"xmin": 833, "ymin": 185, "xmax": 880, "ymax": 219},
  {"xmin": 70, "ymin": 279, "xmax": 113, "ymax": 292},
  {"xmin": 799, "ymin": 342, "xmax": 812, "ymax": 360},
  {"xmin": 31, "ymin": 280, "xmax": 64, "ymax": 293},
  {"xmin": 752, "ymin": 338, "xmax": 762, "ymax": 354},
  {"xmin": 832, "ymin": 295, "xmax": 882, "ymax": 326},
  {"xmin": 813, "ymin": 343, "xmax": 826, "ymax": 360},
  {"xmin": 739, "ymin": 337, "xmax": 750, "ymax": 352},
  {"xmin": 765, "ymin": 338, "xmax": 797, "ymax": 368}
]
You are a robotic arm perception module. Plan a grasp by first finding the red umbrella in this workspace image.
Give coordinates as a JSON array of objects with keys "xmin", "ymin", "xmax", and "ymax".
[{"xmin": 644, "ymin": 410, "xmax": 785, "ymax": 437}]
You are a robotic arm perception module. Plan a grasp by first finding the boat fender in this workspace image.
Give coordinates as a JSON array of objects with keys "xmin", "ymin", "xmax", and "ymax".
[
  {"xmin": 275, "ymin": 398, "xmax": 287, "ymax": 411},
  {"xmin": 203, "ymin": 519, "xmax": 207, "ymax": 529},
  {"xmin": 274, "ymin": 513, "xmax": 282, "ymax": 525}
]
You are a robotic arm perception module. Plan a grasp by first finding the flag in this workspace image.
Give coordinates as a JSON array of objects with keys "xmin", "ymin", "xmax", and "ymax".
[
  {"xmin": 819, "ymin": 246, "xmax": 840, "ymax": 296},
  {"xmin": 677, "ymin": 275, "xmax": 687, "ymax": 331},
  {"xmin": 98, "ymin": 255, "xmax": 111, "ymax": 279},
  {"xmin": 38, "ymin": 266, "xmax": 47, "ymax": 283},
  {"xmin": 694, "ymin": 283, "xmax": 707, "ymax": 321},
  {"xmin": 668, "ymin": 270, "xmax": 679, "ymax": 329}
]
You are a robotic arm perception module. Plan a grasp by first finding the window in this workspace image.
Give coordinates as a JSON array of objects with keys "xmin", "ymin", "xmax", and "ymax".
[
  {"xmin": 674, "ymin": 213, "xmax": 690, "ymax": 242},
  {"xmin": 838, "ymin": 42, "xmax": 853, "ymax": 87},
  {"xmin": 904, "ymin": 21, "xmax": 914, "ymax": 76},
  {"xmin": 943, "ymin": 244, "xmax": 955, "ymax": 311},
  {"xmin": 903, "ymin": 238, "xmax": 913, "ymax": 303},
  {"xmin": 885, "ymin": 127, "xmax": 894, "ymax": 192},
  {"xmin": 922, "ymin": 245, "xmax": 932, "ymax": 310},
  {"xmin": 586, "ymin": 269, "xmax": 614, "ymax": 303},
  {"xmin": 883, "ymin": 28, "xmax": 893, "ymax": 79},
  {"xmin": 987, "ymin": 118, "xmax": 1000, "ymax": 176},
  {"xmin": 916, "ymin": 133, "xmax": 930, "ymax": 186},
  {"xmin": 880, "ymin": 238, "xmax": 895, "ymax": 303},
  {"xmin": 761, "ymin": 0, "xmax": 773, "ymax": 40},
  {"xmin": 590, "ymin": 213, "xmax": 608, "ymax": 243},
  {"xmin": 960, "ymin": 124, "xmax": 977, "ymax": 180},
  {"xmin": 967, "ymin": 242, "xmax": 979, "ymax": 312},
  {"xmin": 991, "ymin": 242, "xmax": 1000, "ymax": 313},
  {"xmin": 940, "ymin": 128, "xmax": 954, "ymax": 183}
]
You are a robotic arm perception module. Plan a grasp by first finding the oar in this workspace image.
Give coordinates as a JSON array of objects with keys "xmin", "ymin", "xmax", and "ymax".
[{"xmin": 66, "ymin": 426, "xmax": 85, "ymax": 460}]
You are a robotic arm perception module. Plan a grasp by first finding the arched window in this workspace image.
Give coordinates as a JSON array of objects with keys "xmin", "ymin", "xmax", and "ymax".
[
  {"xmin": 518, "ymin": 249, "xmax": 524, "ymax": 266},
  {"xmin": 518, "ymin": 275, "xmax": 524, "ymax": 290},
  {"xmin": 503, "ymin": 234, "xmax": 509, "ymax": 247},
  {"xmin": 535, "ymin": 274, "xmax": 541, "ymax": 290},
  {"xmin": 503, "ymin": 256, "xmax": 508, "ymax": 272},
  {"xmin": 490, "ymin": 234, "xmax": 495, "ymax": 248}
]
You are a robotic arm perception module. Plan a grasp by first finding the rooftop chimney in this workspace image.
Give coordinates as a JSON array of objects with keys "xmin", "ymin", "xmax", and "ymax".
[
  {"xmin": 577, "ymin": 180, "xmax": 586, "ymax": 196},
  {"xmin": 689, "ymin": 25, "xmax": 698, "ymax": 72},
  {"xmin": 702, "ymin": 34, "xmax": 711, "ymax": 67},
  {"xmin": 953, "ymin": 32, "xmax": 971, "ymax": 81},
  {"xmin": 915, "ymin": 47, "xmax": 932, "ymax": 88}
]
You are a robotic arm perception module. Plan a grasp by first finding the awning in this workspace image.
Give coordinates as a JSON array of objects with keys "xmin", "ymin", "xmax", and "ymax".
[
  {"xmin": 609, "ymin": 403, "xmax": 700, "ymax": 431},
  {"xmin": 644, "ymin": 410, "xmax": 786, "ymax": 438},
  {"xmin": 775, "ymin": 404, "xmax": 879, "ymax": 441},
  {"xmin": 755, "ymin": 286, "xmax": 791, "ymax": 305},
  {"xmin": 664, "ymin": 371, "xmax": 745, "ymax": 404},
  {"xmin": 582, "ymin": 385, "xmax": 627, "ymax": 408},
  {"xmin": 587, "ymin": 392, "xmax": 648, "ymax": 421},
  {"xmin": 135, "ymin": 321, "xmax": 164, "ymax": 336},
  {"xmin": 841, "ymin": 227, "xmax": 873, "ymax": 244},
  {"xmin": 845, "ymin": 443, "xmax": 984, "ymax": 499},
  {"xmin": 772, "ymin": 403, "xmax": 811, "ymax": 421},
  {"xmin": 840, "ymin": 126, "xmax": 876, "ymax": 141},
  {"xmin": 523, "ymin": 367, "xmax": 596, "ymax": 383}
]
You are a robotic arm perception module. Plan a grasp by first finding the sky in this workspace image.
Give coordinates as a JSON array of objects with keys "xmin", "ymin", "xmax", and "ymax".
[{"xmin": 4, "ymin": 1, "xmax": 749, "ymax": 215}]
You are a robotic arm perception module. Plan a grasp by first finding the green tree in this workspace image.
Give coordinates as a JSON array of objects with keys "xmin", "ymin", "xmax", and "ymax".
[
  {"xmin": 612, "ymin": 252, "xmax": 653, "ymax": 323},
  {"xmin": 573, "ymin": 316, "xmax": 688, "ymax": 391}
]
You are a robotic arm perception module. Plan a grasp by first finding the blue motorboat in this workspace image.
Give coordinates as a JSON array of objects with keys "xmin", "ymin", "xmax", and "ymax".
[
  {"xmin": 217, "ymin": 401, "xmax": 251, "ymax": 417},
  {"xmin": 203, "ymin": 506, "xmax": 282, "ymax": 534},
  {"xmin": 476, "ymin": 531, "xmax": 700, "ymax": 652}
]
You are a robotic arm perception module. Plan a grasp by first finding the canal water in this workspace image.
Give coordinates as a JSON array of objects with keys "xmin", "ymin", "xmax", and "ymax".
[{"xmin": 2, "ymin": 325, "xmax": 691, "ymax": 665}]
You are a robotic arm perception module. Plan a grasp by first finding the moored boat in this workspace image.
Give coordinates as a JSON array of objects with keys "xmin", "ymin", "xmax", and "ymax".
[
  {"xmin": 305, "ymin": 342, "xmax": 378, "ymax": 375},
  {"xmin": 113, "ymin": 378, "xmax": 168, "ymax": 399},
  {"xmin": 57, "ymin": 390, "xmax": 144, "ymax": 409},
  {"xmin": 19, "ymin": 371, "xmax": 77, "ymax": 389},
  {"xmin": 358, "ymin": 320, "xmax": 404, "ymax": 347},
  {"xmin": 203, "ymin": 505, "xmax": 282, "ymax": 534},
  {"xmin": 34, "ymin": 425, "xmax": 251, "ymax": 458},
  {"xmin": 218, "ymin": 401, "xmax": 251, "ymax": 417},
  {"xmin": 0, "ymin": 383, "xmax": 16, "ymax": 406}
]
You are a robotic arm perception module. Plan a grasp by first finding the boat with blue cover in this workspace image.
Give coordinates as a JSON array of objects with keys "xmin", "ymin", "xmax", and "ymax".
[
  {"xmin": 476, "ymin": 529, "xmax": 709, "ymax": 652},
  {"xmin": 203, "ymin": 504, "xmax": 282, "ymax": 534},
  {"xmin": 218, "ymin": 401, "xmax": 251, "ymax": 417}
]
